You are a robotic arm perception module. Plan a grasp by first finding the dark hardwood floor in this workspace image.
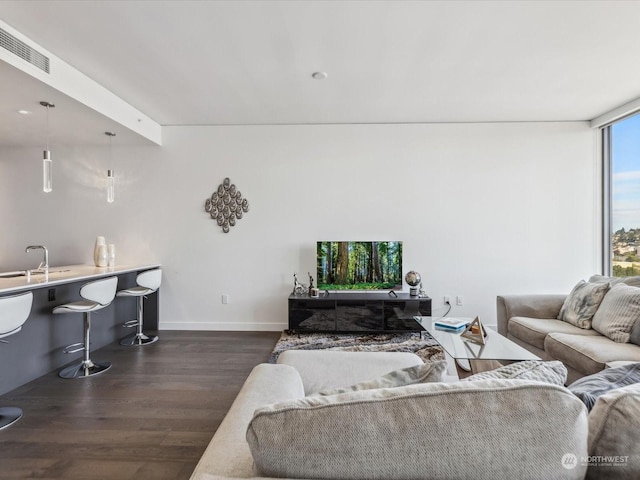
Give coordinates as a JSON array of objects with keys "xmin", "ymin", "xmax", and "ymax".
[{"xmin": 0, "ymin": 331, "xmax": 281, "ymax": 480}]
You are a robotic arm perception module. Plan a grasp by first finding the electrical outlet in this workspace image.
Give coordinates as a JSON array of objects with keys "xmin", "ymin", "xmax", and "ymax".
[
  {"xmin": 222, "ymin": 294, "xmax": 229, "ymax": 304},
  {"xmin": 456, "ymin": 295, "xmax": 464, "ymax": 306},
  {"xmin": 444, "ymin": 295, "xmax": 451, "ymax": 304}
]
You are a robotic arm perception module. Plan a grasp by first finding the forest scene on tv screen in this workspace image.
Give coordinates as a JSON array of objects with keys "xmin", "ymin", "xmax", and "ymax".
[{"xmin": 316, "ymin": 241, "xmax": 403, "ymax": 290}]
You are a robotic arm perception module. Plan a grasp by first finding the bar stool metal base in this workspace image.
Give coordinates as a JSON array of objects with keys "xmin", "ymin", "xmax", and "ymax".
[
  {"xmin": 59, "ymin": 359, "xmax": 112, "ymax": 379},
  {"xmin": 120, "ymin": 292, "xmax": 159, "ymax": 347},
  {"xmin": 120, "ymin": 332, "xmax": 158, "ymax": 346},
  {"xmin": 0, "ymin": 406, "xmax": 23, "ymax": 431}
]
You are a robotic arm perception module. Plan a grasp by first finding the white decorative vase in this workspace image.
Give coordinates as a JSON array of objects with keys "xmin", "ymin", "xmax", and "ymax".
[
  {"xmin": 94, "ymin": 236, "xmax": 106, "ymax": 267},
  {"xmin": 107, "ymin": 244, "xmax": 116, "ymax": 267},
  {"xmin": 96, "ymin": 245, "xmax": 108, "ymax": 267}
]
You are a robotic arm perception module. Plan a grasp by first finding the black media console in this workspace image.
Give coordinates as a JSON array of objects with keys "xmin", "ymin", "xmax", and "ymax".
[{"xmin": 288, "ymin": 292, "xmax": 432, "ymax": 333}]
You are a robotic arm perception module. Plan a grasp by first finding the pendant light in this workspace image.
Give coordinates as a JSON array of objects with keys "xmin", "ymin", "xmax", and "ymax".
[
  {"xmin": 40, "ymin": 101, "xmax": 55, "ymax": 193},
  {"xmin": 105, "ymin": 132, "xmax": 116, "ymax": 203}
]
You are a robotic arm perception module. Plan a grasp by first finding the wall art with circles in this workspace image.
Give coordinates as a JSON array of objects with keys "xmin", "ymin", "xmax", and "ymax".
[{"xmin": 204, "ymin": 177, "xmax": 250, "ymax": 233}]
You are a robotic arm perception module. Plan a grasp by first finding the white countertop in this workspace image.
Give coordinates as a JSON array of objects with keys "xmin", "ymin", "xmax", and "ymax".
[{"xmin": 0, "ymin": 263, "xmax": 161, "ymax": 294}]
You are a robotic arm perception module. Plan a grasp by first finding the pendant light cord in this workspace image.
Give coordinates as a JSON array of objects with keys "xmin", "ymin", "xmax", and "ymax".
[
  {"xmin": 45, "ymin": 104, "xmax": 50, "ymax": 151},
  {"xmin": 105, "ymin": 131, "xmax": 116, "ymax": 165},
  {"xmin": 40, "ymin": 101, "xmax": 54, "ymax": 152}
]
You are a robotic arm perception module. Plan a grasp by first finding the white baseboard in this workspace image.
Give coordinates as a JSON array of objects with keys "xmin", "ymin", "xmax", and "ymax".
[{"xmin": 159, "ymin": 321, "xmax": 286, "ymax": 331}]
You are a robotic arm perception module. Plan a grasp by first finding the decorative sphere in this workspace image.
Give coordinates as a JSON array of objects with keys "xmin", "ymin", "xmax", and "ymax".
[{"xmin": 405, "ymin": 271, "xmax": 421, "ymax": 287}]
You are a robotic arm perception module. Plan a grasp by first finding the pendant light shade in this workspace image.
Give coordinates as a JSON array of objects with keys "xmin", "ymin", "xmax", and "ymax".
[
  {"xmin": 42, "ymin": 149, "xmax": 52, "ymax": 193},
  {"xmin": 107, "ymin": 169, "xmax": 114, "ymax": 203},
  {"xmin": 105, "ymin": 132, "xmax": 116, "ymax": 203},
  {"xmin": 40, "ymin": 101, "xmax": 54, "ymax": 193}
]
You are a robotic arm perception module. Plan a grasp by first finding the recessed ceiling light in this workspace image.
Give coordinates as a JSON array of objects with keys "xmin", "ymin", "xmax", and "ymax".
[
  {"xmin": 17, "ymin": 109, "xmax": 31, "ymax": 115},
  {"xmin": 312, "ymin": 71, "xmax": 328, "ymax": 80}
]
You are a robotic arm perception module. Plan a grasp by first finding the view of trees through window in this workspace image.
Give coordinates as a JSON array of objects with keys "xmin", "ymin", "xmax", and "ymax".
[{"xmin": 611, "ymin": 113, "xmax": 640, "ymax": 277}]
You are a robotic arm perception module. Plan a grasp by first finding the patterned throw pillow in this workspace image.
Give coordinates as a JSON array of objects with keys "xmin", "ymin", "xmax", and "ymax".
[
  {"xmin": 568, "ymin": 363, "xmax": 640, "ymax": 411},
  {"xmin": 462, "ymin": 360, "xmax": 567, "ymax": 386},
  {"xmin": 591, "ymin": 283, "xmax": 640, "ymax": 343},
  {"xmin": 557, "ymin": 280, "xmax": 610, "ymax": 329},
  {"xmin": 315, "ymin": 361, "xmax": 447, "ymax": 396}
]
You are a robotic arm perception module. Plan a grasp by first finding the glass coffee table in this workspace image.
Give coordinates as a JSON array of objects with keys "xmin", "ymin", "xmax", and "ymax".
[{"xmin": 414, "ymin": 316, "xmax": 540, "ymax": 377}]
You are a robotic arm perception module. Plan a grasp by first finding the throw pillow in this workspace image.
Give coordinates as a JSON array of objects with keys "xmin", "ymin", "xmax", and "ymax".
[
  {"xmin": 591, "ymin": 283, "xmax": 640, "ymax": 343},
  {"xmin": 568, "ymin": 363, "xmax": 640, "ymax": 411},
  {"xmin": 620, "ymin": 275, "xmax": 640, "ymax": 288},
  {"xmin": 587, "ymin": 382, "xmax": 640, "ymax": 479},
  {"xmin": 462, "ymin": 360, "xmax": 567, "ymax": 386},
  {"xmin": 589, "ymin": 274, "xmax": 640, "ymax": 288},
  {"xmin": 557, "ymin": 280, "xmax": 610, "ymax": 329},
  {"xmin": 315, "ymin": 360, "xmax": 447, "ymax": 396}
]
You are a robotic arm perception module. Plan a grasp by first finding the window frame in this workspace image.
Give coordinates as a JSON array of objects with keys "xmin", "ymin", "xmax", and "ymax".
[{"xmin": 603, "ymin": 125, "xmax": 612, "ymax": 276}]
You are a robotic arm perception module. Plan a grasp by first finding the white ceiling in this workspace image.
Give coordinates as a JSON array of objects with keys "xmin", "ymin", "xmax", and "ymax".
[{"xmin": 1, "ymin": 0, "xmax": 640, "ymax": 143}]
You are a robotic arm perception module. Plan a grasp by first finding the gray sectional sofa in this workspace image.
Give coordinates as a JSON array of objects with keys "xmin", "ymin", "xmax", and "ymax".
[
  {"xmin": 498, "ymin": 275, "xmax": 640, "ymax": 384},
  {"xmin": 188, "ymin": 350, "xmax": 640, "ymax": 480}
]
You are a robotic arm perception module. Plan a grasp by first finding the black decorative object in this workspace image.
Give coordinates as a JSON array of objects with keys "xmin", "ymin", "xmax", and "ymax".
[
  {"xmin": 204, "ymin": 177, "xmax": 250, "ymax": 233},
  {"xmin": 308, "ymin": 272, "xmax": 319, "ymax": 298}
]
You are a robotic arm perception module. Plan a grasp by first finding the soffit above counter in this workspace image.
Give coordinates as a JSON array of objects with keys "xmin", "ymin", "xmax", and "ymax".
[{"xmin": 0, "ymin": 20, "xmax": 161, "ymax": 147}]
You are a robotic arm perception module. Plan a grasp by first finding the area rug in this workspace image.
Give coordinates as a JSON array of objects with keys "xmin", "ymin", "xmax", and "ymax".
[{"xmin": 269, "ymin": 331, "xmax": 445, "ymax": 364}]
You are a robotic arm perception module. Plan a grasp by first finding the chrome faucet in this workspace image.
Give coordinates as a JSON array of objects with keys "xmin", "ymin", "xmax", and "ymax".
[{"xmin": 25, "ymin": 245, "xmax": 49, "ymax": 273}]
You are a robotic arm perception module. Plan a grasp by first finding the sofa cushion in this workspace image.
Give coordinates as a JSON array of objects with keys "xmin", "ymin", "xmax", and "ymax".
[
  {"xmin": 247, "ymin": 379, "xmax": 588, "ymax": 480},
  {"xmin": 587, "ymin": 382, "xmax": 640, "ymax": 479},
  {"xmin": 277, "ymin": 350, "xmax": 424, "ymax": 395},
  {"xmin": 592, "ymin": 283, "xmax": 640, "ymax": 343},
  {"xmin": 544, "ymin": 333, "xmax": 640, "ymax": 377},
  {"xmin": 509, "ymin": 317, "xmax": 601, "ymax": 350},
  {"xmin": 568, "ymin": 363, "xmax": 640, "ymax": 411},
  {"xmin": 316, "ymin": 360, "xmax": 447, "ymax": 396},
  {"xmin": 462, "ymin": 360, "xmax": 567, "ymax": 385},
  {"xmin": 558, "ymin": 280, "xmax": 610, "ymax": 329},
  {"xmin": 605, "ymin": 360, "xmax": 640, "ymax": 369}
]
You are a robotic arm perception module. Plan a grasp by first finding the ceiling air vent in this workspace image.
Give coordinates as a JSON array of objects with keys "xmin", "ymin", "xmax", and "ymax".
[{"xmin": 0, "ymin": 27, "xmax": 49, "ymax": 73}]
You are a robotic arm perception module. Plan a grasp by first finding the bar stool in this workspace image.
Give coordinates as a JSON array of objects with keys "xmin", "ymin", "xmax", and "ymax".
[
  {"xmin": 0, "ymin": 291, "xmax": 33, "ymax": 431},
  {"xmin": 53, "ymin": 276, "xmax": 118, "ymax": 379},
  {"xmin": 118, "ymin": 269, "xmax": 161, "ymax": 346}
]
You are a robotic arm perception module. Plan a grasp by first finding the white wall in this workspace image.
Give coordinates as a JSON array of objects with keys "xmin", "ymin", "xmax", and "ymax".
[{"xmin": 0, "ymin": 122, "xmax": 600, "ymax": 330}]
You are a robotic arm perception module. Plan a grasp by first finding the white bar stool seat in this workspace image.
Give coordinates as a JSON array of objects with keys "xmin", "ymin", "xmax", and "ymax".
[
  {"xmin": 53, "ymin": 276, "xmax": 118, "ymax": 379},
  {"xmin": 118, "ymin": 269, "xmax": 161, "ymax": 346},
  {"xmin": 0, "ymin": 291, "xmax": 33, "ymax": 431}
]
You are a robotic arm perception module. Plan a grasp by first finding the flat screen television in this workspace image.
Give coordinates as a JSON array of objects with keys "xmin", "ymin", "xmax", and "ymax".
[{"xmin": 316, "ymin": 241, "xmax": 403, "ymax": 291}]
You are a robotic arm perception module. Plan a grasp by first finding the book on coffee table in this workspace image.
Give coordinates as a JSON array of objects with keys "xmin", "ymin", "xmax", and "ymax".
[{"xmin": 434, "ymin": 318, "xmax": 469, "ymax": 331}]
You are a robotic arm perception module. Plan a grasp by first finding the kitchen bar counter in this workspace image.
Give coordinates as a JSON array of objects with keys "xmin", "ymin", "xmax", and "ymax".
[
  {"xmin": 0, "ymin": 263, "xmax": 161, "ymax": 396},
  {"xmin": 0, "ymin": 263, "xmax": 161, "ymax": 294}
]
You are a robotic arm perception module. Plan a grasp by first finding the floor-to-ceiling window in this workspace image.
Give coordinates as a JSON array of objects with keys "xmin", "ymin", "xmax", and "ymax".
[{"xmin": 606, "ymin": 113, "xmax": 640, "ymax": 277}]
